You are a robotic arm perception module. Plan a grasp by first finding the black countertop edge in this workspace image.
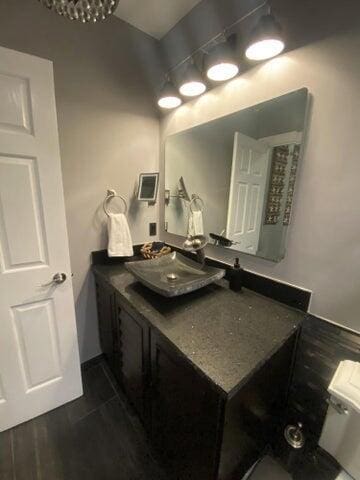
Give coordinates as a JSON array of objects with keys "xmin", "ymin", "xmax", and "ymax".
[
  {"xmin": 226, "ymin": 328, "xmax": 300, "ymax": 398},
  {"xmin": 92, "ymin": 247, "xmax": 311, "ymax": 313}
]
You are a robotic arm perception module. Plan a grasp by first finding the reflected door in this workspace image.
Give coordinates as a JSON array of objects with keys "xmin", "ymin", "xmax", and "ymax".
[
  {"xmin": 226, "ymin": 132, "xmax": 270, "ymax": 254},
  {"xmin": 0, "ymin": 46, "xmax": 82, "ymax": 431}
]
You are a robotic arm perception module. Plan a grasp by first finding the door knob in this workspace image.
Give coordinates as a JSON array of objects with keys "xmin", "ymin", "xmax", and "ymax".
[{"xmin": 40, "ymin": 273, "xmax": 67, "ymax": 287}]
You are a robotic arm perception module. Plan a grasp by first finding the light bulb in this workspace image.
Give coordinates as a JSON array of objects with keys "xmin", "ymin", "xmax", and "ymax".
[
  {"xmin": 207, "ymin": 62, "xmax": 239, "ymax": 81},
  {"xmin": 179, "ymin": 63, "xmax": 207, "ymax": 97},
  {"xmin": 179, "ymin": 81, "xmax": 206, "ymax": 97},
  {"xmin": 246, "ymin": 39, "xmax": 284, "ymax": 61},
  {"xmin": 245, "ymin": 14, "xmax": 285, "ymax": 61},
  {"xmin": 158, "ymin": 80, "xmax": 182, "ymax": 109},
  {"xmin": 158, "ymin": 96, "xmax": 182, "ymax": 109}
]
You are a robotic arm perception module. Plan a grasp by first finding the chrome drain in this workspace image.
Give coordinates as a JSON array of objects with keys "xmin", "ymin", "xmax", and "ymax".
[{"xmin": 166, "ymin": 273, "xmax": 178, "ymax": 282}]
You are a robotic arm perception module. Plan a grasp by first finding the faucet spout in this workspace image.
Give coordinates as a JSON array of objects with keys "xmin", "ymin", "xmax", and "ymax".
[
  {"xmin": 182, "ymin": 234, "xmax": 208, "ymax": 266},
  {"xmin": 196, "ymin": 248, "xmax": 206, "ymax": 266}
]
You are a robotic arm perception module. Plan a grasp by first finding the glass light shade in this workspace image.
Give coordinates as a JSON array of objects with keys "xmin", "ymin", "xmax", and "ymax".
[
  {"xmin": 245, "ymin": 14, "xmax": 285, "ymax": 61},
  {"xmin": 206, "ymin": 39, "xmax": 239, "ymax": 81},
  {"xmin": 179, "ymin": 81, "xmax": 206, "ymax": 97},
  {"xmin": 158, "ymin": 96, "xmax": 182, "ymax": 109},
  {"xmin": 207, "ymin": 62, "xmax": 239, "ymax": 81},
  {"xmin": 158, "ymin": 81, "xmax": 182, "ymax": 109},
  {"xmin": 179, "ymin": 64, "xmax": 207, "ymax": 97},
  {"xmin": 246, "ymin": 38, "xmax": 284, "ymax": 61}
]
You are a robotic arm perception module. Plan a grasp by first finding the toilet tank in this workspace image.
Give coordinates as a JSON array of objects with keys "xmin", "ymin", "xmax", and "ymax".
[{"xmin": 319, "ymin": 361, "xmax": 360, "ymax": 480}]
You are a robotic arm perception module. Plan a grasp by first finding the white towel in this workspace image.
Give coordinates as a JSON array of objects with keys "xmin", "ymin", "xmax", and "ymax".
[
  {"xmin": 188, "ymin": 210, "xmax": 204, "ymax": 236},
  {"xmin": 107, "ymin": 213, "xmax": 134, "ymax": 257}
]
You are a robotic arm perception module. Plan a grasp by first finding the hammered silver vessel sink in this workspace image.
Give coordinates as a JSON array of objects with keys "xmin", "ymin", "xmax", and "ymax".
[{"xmin": 125, "ymin": 252, "xmax": 225, "ymax": 297}]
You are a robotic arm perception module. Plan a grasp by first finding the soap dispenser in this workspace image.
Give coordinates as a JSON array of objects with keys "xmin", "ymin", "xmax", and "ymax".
[{"xmin": 229, "ymin": 257, "xmax": 242, "ymax": 292}]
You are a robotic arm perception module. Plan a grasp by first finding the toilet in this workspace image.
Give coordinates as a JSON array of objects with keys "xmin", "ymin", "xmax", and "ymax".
[{"xmin": 319, "ymin": 360, "xmax": 360, "ymax": 480}]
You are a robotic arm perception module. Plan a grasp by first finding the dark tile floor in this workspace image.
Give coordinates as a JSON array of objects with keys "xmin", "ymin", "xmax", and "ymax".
[
  {"xmin": 0, "ymin": 358, "xmax": 342, "ymax": 480},
  {"xmin": 0, "ymin": 359, "xmax": 165, "ymax": 480},
  {"xmin": 249, "ymin": 456, "xmax": 291, "ymax": 480},
  {"xmin": 249, "ymin": 449, "xmax": 342, "ymax": 480}
]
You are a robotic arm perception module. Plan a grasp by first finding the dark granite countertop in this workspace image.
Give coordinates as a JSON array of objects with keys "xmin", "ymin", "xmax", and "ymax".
[{"xmin": 93, "ymin": 264, "xmax": 304, "ymax": 397}]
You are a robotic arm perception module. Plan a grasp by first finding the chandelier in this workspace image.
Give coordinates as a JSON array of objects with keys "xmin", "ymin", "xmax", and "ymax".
[{"xmin": 38, "ymin": 0, "xmax": 120, "ymax": 23}]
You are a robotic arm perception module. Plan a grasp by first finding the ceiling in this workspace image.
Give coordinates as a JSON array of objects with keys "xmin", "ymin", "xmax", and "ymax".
[{"xmin": 114, "ymin": 0, "xmax": 203, "ymax": 40}]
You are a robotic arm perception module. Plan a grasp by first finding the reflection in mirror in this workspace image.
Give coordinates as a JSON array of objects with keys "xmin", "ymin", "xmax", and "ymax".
[{"xmin": 164, "ymin": 88, "xmax": 309, "ymax": 262}]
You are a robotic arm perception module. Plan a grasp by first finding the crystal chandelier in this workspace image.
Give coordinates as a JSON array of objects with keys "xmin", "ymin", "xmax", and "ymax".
[{"xmin": 38, "ymin": 0, "xmax": 120, "ymax": 23}]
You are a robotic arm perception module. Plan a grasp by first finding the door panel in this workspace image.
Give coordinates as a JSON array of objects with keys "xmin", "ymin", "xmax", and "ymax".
[
  {"xmin": 233, "ymin": 183, "xmax": 247, "ymax": 234},
  {"xmin": 0, "ymin": 72, "xmax": 33, "ymax": 135},
  {"xmin": 0, "ymin": 46, "xmax": 82, "ymax": 431},
  {"xmin": 0, "ymin": 155, "xmax": 48, "ymax": 270},
  {"xmin": 248, "ymin": 184, "xmax": 260, "ymax": 232},
  {"xmin": 12, "ymin": 299, "xmax": 61, "ymax": 391}
]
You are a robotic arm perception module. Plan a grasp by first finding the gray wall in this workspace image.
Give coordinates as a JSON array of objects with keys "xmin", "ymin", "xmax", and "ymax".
[
  {"xmin": 165, "ymin": 130, "xmax": 232, "ymax": 237},
  {"xmin": 161, "ymin": 28, "xmax": 360, "ymax": 334},
  {"xmin": 0, "ymin": 0, "xmax": 161, "ymax": 361}
]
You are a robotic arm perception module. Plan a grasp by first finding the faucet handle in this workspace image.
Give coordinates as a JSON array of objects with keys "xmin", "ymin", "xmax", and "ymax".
[
  {"xmin": 182, "ymin": 234, "xmax": 208, "ymax": 252},
  {"xmin": 183, "ymin": 235, "xmax": 194, "ymax": 251},
  {"xmin": 192, "ymin": 234, "xmax": 208, "ymax": 250}
]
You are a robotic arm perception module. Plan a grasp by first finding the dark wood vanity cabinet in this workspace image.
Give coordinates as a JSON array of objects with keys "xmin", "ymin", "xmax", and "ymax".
[
  {"xmin": 116, "ymin": 300, "xmax": 149, "ymax": 422},
  {"xmin": 95, "ymin": 275, "xmax": 297, "ymax": 480},
  {"xmin": 95, "ymin": 280, "xmax": 121, "ymax": 380},
  {"xmin": 150, "ymin": 331, "xmax": 221, "ymax": 480},
  {"xmin": 95, "ymin": 282, "xmax": 149, "ymax": 422},
  {"xmin": 217, "ymin": 335, "xmax": 296, "ymax": 480}
]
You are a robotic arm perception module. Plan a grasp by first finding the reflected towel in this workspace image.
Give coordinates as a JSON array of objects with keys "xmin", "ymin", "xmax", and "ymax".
[
  {"xmin": 107, "ymin": 213, "xmax": 134, "ymax": 257},
  {"xmin": 188, "ymin": 210, "xmax": 204, "ymax": 236}
]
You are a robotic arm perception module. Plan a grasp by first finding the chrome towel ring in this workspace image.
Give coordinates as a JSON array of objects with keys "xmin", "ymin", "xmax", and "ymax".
[
  {"xmin": 103, "ymin": 189, "xmax": 128, "ymax": 216},
  {"xmin": 189, "ymin": 195, "xmax": 204, "ymax": 213}
]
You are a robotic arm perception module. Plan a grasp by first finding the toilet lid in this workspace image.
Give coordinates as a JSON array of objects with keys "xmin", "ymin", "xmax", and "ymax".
[{"xmin": 329, "ymin": 360, "xmax": 360, "ymax": 413}]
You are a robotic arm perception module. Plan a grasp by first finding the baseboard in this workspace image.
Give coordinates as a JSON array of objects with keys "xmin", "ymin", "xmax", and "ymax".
[{"xmin": 81, "ymin": 353, "xmax": 105, "ymax": 371}]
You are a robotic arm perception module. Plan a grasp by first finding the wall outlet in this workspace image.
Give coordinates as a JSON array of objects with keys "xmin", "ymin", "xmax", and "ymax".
[{"xmin": 149, "ymin": 222, "xmax": 157, "ymax": 236}]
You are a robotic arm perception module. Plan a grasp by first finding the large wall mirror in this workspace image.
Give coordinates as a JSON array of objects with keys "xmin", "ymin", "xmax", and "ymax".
[{"xmin": 164, "ymin": 88, "xmax": 309, "ymax": 262}]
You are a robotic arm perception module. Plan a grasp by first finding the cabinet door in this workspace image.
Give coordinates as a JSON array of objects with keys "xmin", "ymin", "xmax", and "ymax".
[
  {"xmin": 151, "ymin": 331, "xmax": 221, "ymax": 480},
  {"xmin": 95, "ymin": 279, "xmax": 121, "ymax": 380},
  {"xmin": 218, "ymin": 334, "xmax": 296, "ymax": 480},
  {"xmin": 117, "ymin": 301, "xmax": 149, "ymax": 423}
]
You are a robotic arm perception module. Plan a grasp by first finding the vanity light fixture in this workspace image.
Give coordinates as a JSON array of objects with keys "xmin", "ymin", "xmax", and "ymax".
[
  {"xmin": 245, "ymin": 13, "xmax": 285, "ymax": 61},
  {"xmin": 158, "ymin": 80, "xmax": 182, "ymax": 109},
  {"xmin": 206, "ymin": 38, "xmax": 239, "ymax": 82},
  {"xmin": 179, "ymin": 63, "xmax": 207, "ymax": 97},
  {"xmin": 158, "ymin": 2, "xmax": 284, "ymax": 110}
]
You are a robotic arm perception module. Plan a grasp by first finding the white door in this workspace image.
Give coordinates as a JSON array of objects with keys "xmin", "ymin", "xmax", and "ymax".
[
  {"xmin": 226, "ymin": 132, "xmax": 270, "ymax": 255},
  {"xmin": 0, "ymin": 46, "xmax": 82, "ymax": 432}
]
